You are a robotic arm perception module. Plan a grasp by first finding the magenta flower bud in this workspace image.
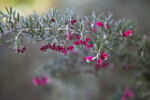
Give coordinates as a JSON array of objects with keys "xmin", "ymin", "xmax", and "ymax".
[
  {"xmin": 21, "ymin": 49, "xmax": 24, "ymax": 53},
  {"xmin": 50, "ymin": 18, "xmax": 55, "ymax": 23},
  {"xmin": 76, "ymin": 35, "xmax": 80, "ymax": 40},
  {"xmin": 121, "ymin": 86, "xmax": 134, "ymax": 100},
  {"xmin": 126, "ymin": 30, "xmax": 133, "ymax": 36},
  {"xmin": 86, "ymin": 44, "xmax": 94, "ymax": 50},
  {"xmin": 23, "ymin": 46, "xmax": 26, "ymax": 51},
  {"xmin": 74, "ymin": 41, "xmax": 80, "ymax": 45},
  {"xmin": 123, "ymin": 30, "xmax": 133, "ymax": 37},
  {"xmin": 101, "ymin": 53, "xmax": 108, "ymax": 60},
  {"xmin": 63, "ymin": 50, "xmax": 67, "ymax": 56},
  {"xmin": 123, "ymin": 87, "xmax": 134, "ymax": 98},
  {"xmin": 79, "ymin": 40, "xmax": 83, "ymax": 45},
  {"xmin": 123, "ymin": 32, "xmax": 128, "ymax": 37},
  {"xmin": 95, "ymin": 22, "xmax": 103, "ymax": 27},
  {"xmin": 48, "ymin": 43, "xmax": 51, "ymax": 49},
  {"xmin": 106, "ymin": 24, "xmax": 109, "ymax": 29},
  {"xmin": 32, "ymin": 77, "xmax": 51, "ymax": 86},
  {"xmin": 17, "ymin": 49, "xmax": 21, "ymax": 53},
  {"xmin": 32, "ymin": 77, "xmax": 41, "ymax": 85},
  {"xmin": 67, "ymin": 46, "xmax": 74, "ymax": 51},
  {"xmin": 98, "ymin": 58, "xmax": 102, "ymax": 65},
  {"xmin": 40, "ymin": 77, "xmax": 51, "ymax": 85},
  {"xmin": 86, "ymin": 38, "xmax": 90, "ymax": 42},
  {"xmin": 83, "ymin": 41, "xmax": 88, "ymax": 46},
  {"xmin": 71, "ymin": 19, "xmax": 77, "ymax": 25}
]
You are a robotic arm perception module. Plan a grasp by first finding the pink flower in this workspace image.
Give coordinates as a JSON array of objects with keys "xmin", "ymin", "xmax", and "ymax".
[
  {"xmin": 32, "ymin": 76, "xmax": 51, "ymax": 86},
  {"xmin": 123, "ymin": 30, "xmax": 133, "ymax": 37},
  {"xmin": 106, "ymin": 24, "xmax": 109, "ymax": 29},
  {"xmin": 67, "ymin": 46, "xmax": 74, "ymax": 51},
  {"xmin": 126, "ymin": 30, "xmax": 133, "ymax": 36},
  {"xmin": 57, "ymin": 46, "xmax": 62, "ymax": 52},
  {"xmin": 17, "ymin": 49, "xmax": 20, "ymax": 53},
  {"xmin": 74, "ymin": 41, "xmax": 80, "ymax": 45},
  {"xmin": 86, "ymin": 44, "xmax": 94, "ymax": 50},
  {"xmin": 121, "ymin": 86, "xmax": 134, "ymax": 100},
  {"xmin": 79, "ymin": 40, "xmax": 83, "ymax": 45},
  {"xmin": 76, "ymin": 35, "xmax": 81, "ymax": 40},
  {"xmin": 40, "ymin": 77, "xmax": 50, "ymax": 85},
  {"xmin": 123, "ymin": 87, "xmax": 134, "ymax": 98},
  {"xmin": 95, "ymin": 22, "xmax": 103, "ymax": 27},
  {"xmin": 63, "ymin": 50, "xmax": 67, "ymax": 56},
  {"xmin": 122, "ymin": 32, "xmax": 128, "ymax": 37},
  {"xmin": 98, "ymin": 58, "xmax": 102, "ymax": 65},
  {"xmin": 86, "ymin": 38, "xmax": 90, "ymax": 42},
  {"xmin": 83, "ymin": 41, "xmax": 88, "ymax": 46},
  {"xmin": 101, "ymin": 53, "xmax": 108, "ymax": 60},
  {"xmin": 48, "ymin": 43, "xmax": 51, "ymax": 49},
  {"xmin": 84, "ymin": 56, "xmax": 94, "ymax": 63},
  {"xmin": 23, "ymin": 46, "xmax": 26, "ymax": 51},
  {"xmin": 50, "ymin": 18, "xmax": 55, "ymax": 23},
  {"xmin": 32, "ymin": 77, "xmax": 41, "ymax": 85},
  {"xmin": 71, "ymin": 19, "xmax": 77, "ymax": 25}
]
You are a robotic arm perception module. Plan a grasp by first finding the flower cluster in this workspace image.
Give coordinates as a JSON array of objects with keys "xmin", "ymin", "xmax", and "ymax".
[
  {"xmin": 84, "ymin": 53, "xmax": 109, "ymax": 72},
  {"xmin": 74, "ymin": 36, "xmax": 94, "ymax": 50},
  {"xmin": 40, "ymin": 43, "xmax": 74, "ymax": 56},
  {"xmin": 16, "ymin": 46, "xmax": 26, "ymax": 54},
  {"xmin": 32, "ymin": 76, "xmax": 51, "ymax": 86}
]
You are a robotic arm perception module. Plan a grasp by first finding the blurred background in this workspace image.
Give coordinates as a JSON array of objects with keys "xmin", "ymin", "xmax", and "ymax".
[{"xmin": 0, "ymin": 0, "xmax": 150, "ymax": 100}]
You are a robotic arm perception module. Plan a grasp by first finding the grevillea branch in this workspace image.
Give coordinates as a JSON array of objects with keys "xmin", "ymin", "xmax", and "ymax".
[{"xmin": 0, "ymin": 7, "xmax": 135, "ymax": 65}]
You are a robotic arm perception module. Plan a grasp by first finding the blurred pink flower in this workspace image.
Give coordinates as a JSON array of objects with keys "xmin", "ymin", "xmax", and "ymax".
[
  {"xmin": 67, "ymin": 46, "xmax": 74, "ymax": 51},
  {"xmin": 98, "ymin": 58, "xmax": 102, "ymax": 65},
  {"xmin": 84, "ymin": 56, "xmax": 93, "ymax": 63},
  {"xmin": 123, "ymin": 87, "xmax": 134, "ymax": 98},
  {"xmin": 86, "ymin": 38, "xmax": 90, "ymax": 42},
  {"xmin": 63, "ymin": 50, "xmax": 67, "ymax": 56},
  {"xmin": 32, "ymin": 76, "xmax": 51, "ymax": 86},
  {"xmin": 123, "ymin": 30, "xmax": 133, "ymax": 37},
  {"xmin": 106, "ymin": 24, "xmax": 109, "ymax": 29},
  {"xmin": 83, "ymin": 41, "xmax": 88, "ymax": 46},
  {"xmin": 71, "ymin": 19, "xmax": 77, "ymax": 25},
  {"xmin": 121, "ymin": 86, "xmax": 134, "ymax": 100},
  {"xmin": 74, "ymin": 41, "xmax": 80, "ymax": 45},
  {"xmin": 95, "ymin": 22, "xmax": 103, "ymax": 27},
  {"xmin": 101, "ymin": 53, "xmax": 108, "ymax": 60},
  {"xmin": 76, "ymin": 35, "xmax": 81, "ymax": 40},
  {"xmin": 86, "ymin": 44, "xmax": 94, "ymax": 50}
]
